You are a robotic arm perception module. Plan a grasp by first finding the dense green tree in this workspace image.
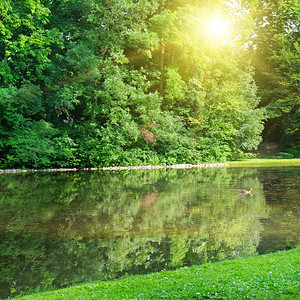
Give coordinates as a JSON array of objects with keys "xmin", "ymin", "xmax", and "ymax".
[
  {"xmin": 0, "ymin": 0, "xmax": 77, "ymax": 168},
  {"xmin": 1, "ymin": 0, "xmax": 297, "ymax": 168},
  {"xmin": 248, "ymin": 0, "xmax": 299, "ymax": 156}
]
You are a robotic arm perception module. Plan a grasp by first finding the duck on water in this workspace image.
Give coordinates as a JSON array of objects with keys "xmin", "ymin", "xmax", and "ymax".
[{"xmin": 239, "ymin": 188, "xmax": 253, "ymax": 195}]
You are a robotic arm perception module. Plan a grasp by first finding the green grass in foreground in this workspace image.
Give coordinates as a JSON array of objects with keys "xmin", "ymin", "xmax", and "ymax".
[
  {"xmin": 17, "ymin": 248, "xmax": 300, "ymax": 300},
  {"xmin": 228, "ymin": 158, "xmax": 300, "ymax": 167}
]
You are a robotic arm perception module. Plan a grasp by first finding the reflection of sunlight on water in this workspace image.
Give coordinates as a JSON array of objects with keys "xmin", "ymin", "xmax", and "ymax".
[{"xmin": 0, "ymin": 167, "xmax": 299, "ymax": 298}]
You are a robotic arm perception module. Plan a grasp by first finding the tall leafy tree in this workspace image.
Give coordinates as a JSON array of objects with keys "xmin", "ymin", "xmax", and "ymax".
[
  {"xmin": 248, "ymin": 0, "xmax": 300, "ymax": 156},
  {"xmin": 0, "ymin": 0, "xmax": 72, "ymax": 168},
  {"xmin": 0, "ymin": 0, "xmax": 277, "ymax": 168}
]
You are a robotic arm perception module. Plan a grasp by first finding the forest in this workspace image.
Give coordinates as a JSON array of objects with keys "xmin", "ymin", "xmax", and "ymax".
[{"xmin": 0, "ymin": 0, "xmax": 299, "ymax": 168}]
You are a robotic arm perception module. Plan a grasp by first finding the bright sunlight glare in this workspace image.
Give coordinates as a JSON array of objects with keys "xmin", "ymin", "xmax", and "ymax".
[{"xmin": 206, "ymin": 18, "xmax": 229, "ymax": 38}]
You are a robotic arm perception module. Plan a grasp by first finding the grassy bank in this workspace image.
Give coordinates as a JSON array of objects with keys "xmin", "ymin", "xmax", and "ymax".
[
  {"xmin": 17, "ymin": 248, "xmax": 300, "ymax": 300},
  {"xmin": 228, "ymin": 158, "xmax": 300, "ymax": 167}
]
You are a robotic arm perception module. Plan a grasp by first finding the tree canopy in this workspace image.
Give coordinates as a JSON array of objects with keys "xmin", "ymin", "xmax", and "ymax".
[{"xmin": 0, "ymin": 0, "xmax": 299, "ymax": 168}]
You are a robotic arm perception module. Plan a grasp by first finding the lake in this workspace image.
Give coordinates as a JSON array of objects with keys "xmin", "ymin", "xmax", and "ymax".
[{"xmin": 0, "ymin": 166, "xmax": 299, "ymax": 298}]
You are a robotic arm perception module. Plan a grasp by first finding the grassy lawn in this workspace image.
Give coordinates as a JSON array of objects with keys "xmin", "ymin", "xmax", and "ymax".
[
  {"xmin": 227, "ymin": 158, "xmax": 300, "ymax": 167},
  {"xmin": 17, "ymin": 248, "xmax": 300, "ymax": 299}
]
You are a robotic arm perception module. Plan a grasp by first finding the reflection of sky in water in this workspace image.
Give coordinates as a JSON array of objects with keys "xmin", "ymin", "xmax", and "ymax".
[{"xmin": 0, "ymin": 167, "xmax": 299, "ymax": 298}]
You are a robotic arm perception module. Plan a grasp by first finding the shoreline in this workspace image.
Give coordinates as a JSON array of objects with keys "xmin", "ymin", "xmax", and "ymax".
[
  {"xmin": 0, "ymin": 163, "xmax": 229, "ymax": 174},
  {"xmin": 1, "ymin": 158, "xmax": 299, "ymax": 174}
]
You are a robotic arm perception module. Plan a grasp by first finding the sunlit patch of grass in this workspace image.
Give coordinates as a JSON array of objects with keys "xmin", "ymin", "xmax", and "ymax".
[
  {"xmin": 227, "ymin": 158, "xmax": 300, "ymax": 167},
  {"xmin": 17, "ymin": 248, "xmax": 300, "ymax": 299}
]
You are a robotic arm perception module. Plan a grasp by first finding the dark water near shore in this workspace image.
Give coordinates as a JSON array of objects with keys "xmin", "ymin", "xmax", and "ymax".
[{"xmin": 0, "ymin": 166, "xmax": 299, "ymax": 298}]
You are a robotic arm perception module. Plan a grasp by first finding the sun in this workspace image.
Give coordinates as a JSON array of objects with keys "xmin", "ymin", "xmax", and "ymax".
[{"xmin": 206, "ymin": 18, "xmax": 229, "ymax": 38}]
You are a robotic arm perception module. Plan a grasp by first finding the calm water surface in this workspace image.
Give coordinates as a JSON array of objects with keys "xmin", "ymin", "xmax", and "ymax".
[{"xmin": 0, "ymin": 166, "xmax": 299, "ymax": 298}]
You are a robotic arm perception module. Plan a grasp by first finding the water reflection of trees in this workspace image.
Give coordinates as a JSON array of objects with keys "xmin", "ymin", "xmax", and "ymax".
[
  {"xmin": 257, "ymin": 167, "xmax": 300, "ymax": 253},
  {"xmin": 0, "ymin": 168, "xmax": 273, "ymax": 298}
]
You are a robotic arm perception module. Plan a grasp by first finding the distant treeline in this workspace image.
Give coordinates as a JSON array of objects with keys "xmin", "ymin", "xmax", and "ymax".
[{"xmin": 0, "ymin": 0, "xmax": 299, "ymax": 168}]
